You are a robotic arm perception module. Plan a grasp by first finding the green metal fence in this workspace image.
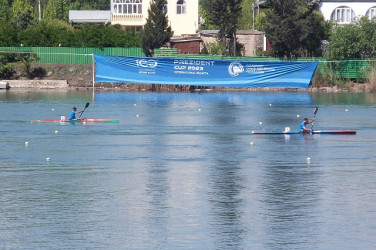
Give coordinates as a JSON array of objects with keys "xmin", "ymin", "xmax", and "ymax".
[
  {"xmin": 162, "ymin": 51, "xmax": 373, "ymax": 80},
  {"xmin": 0, "ymin": 47, "xmax": 144, "ymax": 64},
  {"xmin": 1, "ymin": 47, "xmax": 374, "ymax": 79}
]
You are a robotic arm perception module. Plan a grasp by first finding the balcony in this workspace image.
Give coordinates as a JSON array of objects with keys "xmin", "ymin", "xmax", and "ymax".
[{"xmin": 112, "ymin": 14, "xmax": 144, "ymax": 25}]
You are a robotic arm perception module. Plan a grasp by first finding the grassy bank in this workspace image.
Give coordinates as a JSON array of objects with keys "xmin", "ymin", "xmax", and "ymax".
[{"xmin": 9, "ymin": 62, "xmax": 376, "ymax": 92}]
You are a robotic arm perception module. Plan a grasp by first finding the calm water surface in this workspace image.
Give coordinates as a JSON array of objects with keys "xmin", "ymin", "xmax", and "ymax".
[{"xmin": 1, "ymin": 89, "xmax": 376, "ymax": 249}]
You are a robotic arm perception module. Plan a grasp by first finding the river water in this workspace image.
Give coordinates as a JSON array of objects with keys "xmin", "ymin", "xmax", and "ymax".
[{"xmin": 1, "ymin": 89, "xmax": 376, "ymax": 249}]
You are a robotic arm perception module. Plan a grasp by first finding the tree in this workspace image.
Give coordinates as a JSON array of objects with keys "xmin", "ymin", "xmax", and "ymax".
[
  {"xmin": 12, "ymin": 0, "xmax": 33, "ymax": 17},
  {"xmin": 140, "ymin": 0, "xmax": 173, "ymax": 57},
  {"xmin": 19, "ymin": 19, "xmax": 77, "ymax": 47},
  {"xmin": 0, "ymin": 0, "xmax": 11, "ymax": 24},
  {"xmin": 0, "ymin": 53, "xmax": 17, "ymax": 79},
  {"xmin": 0, "ymin": 23, "xmax": 20, "ymax": 46},
  {"xmin": 16, "ymin": 52, "xmax": 39, "ymax": 78},
  {"xmin": 263, "ymin": 0, "xmax": 328, "ymax": 57},
  {"xmin": 201, "ymin": 0, "xmax": 242, "ymax": 56},
  {"xmin": 238, "ymin": 0, "xmax": 256, "ymax": 30},
  {"xmin": 11, "ymin": 0, "xmax": 37, "ymax": 30},
  {"xmin": 74, "ymin": 24, "xmax": 140, "ymax": 47},
  {"xmin": 43, "ymin": 0, "xmax": 67, "ymax": 21},
  {"xmin": 325, "ymin": 17, "xmax": 376, "ymax": 60}
]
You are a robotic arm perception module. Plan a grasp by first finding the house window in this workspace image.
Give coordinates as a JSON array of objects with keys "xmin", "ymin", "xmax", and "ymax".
[
  {"xmin": 177, "ymin": 0, "xmax": 186, "ymax": 14},
  {"xmin": 331, "ymin": 6, "xmax": 355, "ymax": 23},
  {"xmin": 366, "ymin": 7, "xmax": 376, "ymax": 19},
  {"xmin": 113, "ymin": 0, "xmax": 142, "ymax": 14}
]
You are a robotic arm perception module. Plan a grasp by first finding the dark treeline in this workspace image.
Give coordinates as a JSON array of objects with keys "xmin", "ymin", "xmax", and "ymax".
[{"xmin": 0, "ymin": 0, "xmax": 140, "ymax": 47}]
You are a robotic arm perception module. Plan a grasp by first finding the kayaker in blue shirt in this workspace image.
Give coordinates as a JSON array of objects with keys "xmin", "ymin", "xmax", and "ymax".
[
  {"xmin": 69, "ymin": 107, "xmax": 83, "ymax": 120},
  {"xmin": 300, "ymin": 117, "xmax": 315, "ymax": 132}
]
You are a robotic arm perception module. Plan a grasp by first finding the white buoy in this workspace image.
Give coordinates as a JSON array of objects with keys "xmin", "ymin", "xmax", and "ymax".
[
  {"xmin": 307, "ymin": 157, "xmax": 311, "ymax": 163},
  {"xmin": 25, "ymin": 141, "xmax": 29, "ymax": 146},
  {"xmin": 259, "ymin": 121, "xmax": 263, "ymax": 125},
  {"xmin": 269, "ymin": 103, "xmax": 272, "ymax": 106},
  {"xmin": 136, "ymin": 114, "xmax": 140, "ymax": 118},
  {"xmin": 55, "ymin": 130, "xmax": 58, "ymax": 134},
  {"xmin": 297, "ymin": 114, "xmax": 300, "ymax": 118},
  {"xmin": 134, "ymin": 104, "xmax": 137, "ymax": 107},
  {"xmin": 46, "ymin": 157, "xmax": 51, "ymax": 161},
  {"xmin": 198, "ymin": 108, "xmax": 201, "ymax": 112},
  {"xmin": 51, "ymin": 108, "xmax": 54, "ymax": 111},
  {"xmin": 250, "ymin": 142, "xmax": 254, "ymax": 146},
  {"xmin": 345, "ymin": 109, "xmax": 349, "ymax": 112},
  {"xmin": 83, "ymin": 121, "xmax": 86, "ymax": 125}
]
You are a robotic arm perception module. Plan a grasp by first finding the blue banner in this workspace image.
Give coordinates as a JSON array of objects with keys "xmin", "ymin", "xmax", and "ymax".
[{"xmin": 94, "ymin": 55, "xmax": 319, "ymax": 89}]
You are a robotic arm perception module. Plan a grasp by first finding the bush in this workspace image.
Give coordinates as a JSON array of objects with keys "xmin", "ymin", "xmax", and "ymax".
[
  {"xmin": 19, "ymin": 20, "xmax": 77, "ymax": 47},
  {"xmin": 326, "ymin": 17, "xmax": 376, "ymax": 60},
  {"xmin": 0, "ymin": 64, "xmax": 16, "ymax": 79}
]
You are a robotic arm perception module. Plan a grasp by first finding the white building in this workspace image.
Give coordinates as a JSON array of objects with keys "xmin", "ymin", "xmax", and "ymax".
[
  {"xmin": 319, "ymin": 0, "xmax": 376, "ymax": 24},
  {"xmin": 69, "ymin": 0, "xmax": 199, "ymax": 37},
  {"xmin": 111, "ymin": 0, "xmax": 199, "ymax": 36}
]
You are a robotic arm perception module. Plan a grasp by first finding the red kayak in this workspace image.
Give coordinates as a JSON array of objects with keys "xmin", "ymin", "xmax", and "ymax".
[{"xmin": 31, "ymin": 118, "xmax": 119, "ymax": 123}]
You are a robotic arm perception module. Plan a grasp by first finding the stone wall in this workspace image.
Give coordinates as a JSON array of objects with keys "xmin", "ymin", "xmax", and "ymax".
[
  {"xmin": 6, "ymin": 80, "xmax": 68, "ymax": 88},
  {"xmin": 237, "ymin": 30, "xmax": 265, "ymax": 57},
  {"xmin": 200, "ymin": 30, "xmax": 265, "ymax": 56}
]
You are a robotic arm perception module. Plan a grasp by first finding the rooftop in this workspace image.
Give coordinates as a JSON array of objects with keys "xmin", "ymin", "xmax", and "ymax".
[{"xmin": 69, "ymin": 10, "xmax": 111, "ymax": 24}]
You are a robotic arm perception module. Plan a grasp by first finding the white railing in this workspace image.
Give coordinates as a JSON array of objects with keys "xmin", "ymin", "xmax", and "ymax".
[{"xmin": 112, "ymin": 14, "xmax": 144, "ymax": 24}]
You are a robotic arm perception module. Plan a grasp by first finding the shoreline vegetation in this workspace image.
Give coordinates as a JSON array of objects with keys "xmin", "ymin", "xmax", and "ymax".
[{"xmin": 6, "ymin": 62, "xmax": 376, "ymax": 93}]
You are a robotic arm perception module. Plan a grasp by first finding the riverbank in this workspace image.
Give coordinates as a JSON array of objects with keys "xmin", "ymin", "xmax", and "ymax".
[{"xmin": 6, "ymin": 63, "xmax": 375, "ymax": 93}]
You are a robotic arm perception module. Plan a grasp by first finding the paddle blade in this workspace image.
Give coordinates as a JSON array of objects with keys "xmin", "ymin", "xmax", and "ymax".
[
  {"xmin": 313, "ymin": 106, "xmax": 318, "ymax": 115},
  {"xmin": 79, "ymin": 102, "xmax": 90, "ymax": 118}
]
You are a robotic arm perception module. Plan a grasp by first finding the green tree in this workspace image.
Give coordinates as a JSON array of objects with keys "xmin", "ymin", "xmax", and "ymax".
[
  {"xmin": 201, "ymin": 0, "xmax": 242, "ymax": 56},
  {"xmin": 0, "ymin": 24, "xmax": 20, "ymax": 46},
  {"xmin": 0, "ymin": 53, "xmax": 17, "ymax": 79},
  {"xmin": 263, "ymin": 0, "xmax": 328, "ymax": 57},
  {"xmin": 75, "ymin": 24, "xmax": 140, "ymax": 47},
  {"xmin": 11, "ymin": 0, "xmax": 37, "ymax": 30},
  {"xmin": 140, "ymin": 0, "xmax": 173, "ymax": 57},
  {"xmin": 0, "ymin": 0, "xmax": 11, "ymax": 24},
  {"xmin": 19, "ymin": 19, "xmax": 77, "ymax": 46},
  {"xmin": 12, "ymin": 0, "xmax": 33, "ymax": 16},
  {"xmin": 16, "ymin": 52, "xmax": 39, "ymax": 78},
  {"xmin": 238, "ymin": 0, "xmax": 256, "ymax": 30},
  {"xmin": 325, "ymin": 17, "xmax": 376, "ymax": 60}
]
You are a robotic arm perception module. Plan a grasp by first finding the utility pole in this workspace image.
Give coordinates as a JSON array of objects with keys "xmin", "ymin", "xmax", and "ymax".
[
  {"xmin": 38, "ymin": 0, "xmax": 41, "ymax": 21},
  {"xmin": 252, "ymin": 3, "xmax": 255, "ymax": 30}
]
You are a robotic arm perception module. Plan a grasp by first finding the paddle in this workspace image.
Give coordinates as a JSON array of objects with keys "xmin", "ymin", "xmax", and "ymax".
[
  {"xmin": 79, "ymin": 102, "xmax": 90, "ymax": 118},
  {"xmin": 311, "ymin": 106, "xmax": 318, "ymax": 130}
]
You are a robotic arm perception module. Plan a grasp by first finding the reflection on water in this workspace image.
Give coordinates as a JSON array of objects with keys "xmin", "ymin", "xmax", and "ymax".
[{"xmin": 1, "ymin": 90, "xmax": 376, "ymax": 249}]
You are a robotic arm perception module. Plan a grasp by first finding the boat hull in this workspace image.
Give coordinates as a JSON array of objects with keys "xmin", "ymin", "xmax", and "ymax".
[
  {"xmin": 31, "ymin": 118, "xmax": 119, "ymax": 123},
  {"xmin": 252, "ymin": 130, "xmax": 356, "ymax": 135}
]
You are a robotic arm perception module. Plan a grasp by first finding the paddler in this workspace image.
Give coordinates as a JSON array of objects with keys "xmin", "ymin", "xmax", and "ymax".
[
  {"xmin": 69, "ymin": 107, "xmax": 83, "ymax": 120},
  {"xmin": 299, "ymin": 117, "xmax": 315, "ymax": 133}
]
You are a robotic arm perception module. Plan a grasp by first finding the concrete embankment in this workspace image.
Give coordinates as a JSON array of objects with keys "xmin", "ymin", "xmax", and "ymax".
[{"xmin": 4, "ymin": 80, "xmax": 68, "ymax": 89}]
